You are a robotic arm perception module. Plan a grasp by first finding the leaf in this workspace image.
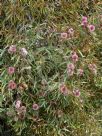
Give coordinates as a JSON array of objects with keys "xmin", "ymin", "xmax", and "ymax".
[
  {"xmin": 0, "ymin": 94, "xmax": 4, "ymax": 107},
  {"xmin": 0, "ymin": 108, "xmax": 5, "ymax": 113}
]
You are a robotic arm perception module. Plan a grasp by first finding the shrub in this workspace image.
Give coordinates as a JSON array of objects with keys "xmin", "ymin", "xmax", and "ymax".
[{"xmin": 1, "ymin": 0, "xmax": 102, "ymax": 136}]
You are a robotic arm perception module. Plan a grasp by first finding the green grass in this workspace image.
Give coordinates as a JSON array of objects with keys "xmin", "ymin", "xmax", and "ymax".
[{"xmin": 1, "ymin": 0, "xmax": 102, "ymax": 136}]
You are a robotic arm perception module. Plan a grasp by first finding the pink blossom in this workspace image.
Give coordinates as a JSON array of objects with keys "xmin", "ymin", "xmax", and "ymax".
[
  {"xmin": 61, "ymin": 32, "xmax": 67, "ymax": 39},
  {"xmin": 8, "ymin": 67, "xmax": 15, "ymax": 75},
  {"xmin": 17, "ymin": 106, "xmax": 26, "ymax": 115},
  {"xmin": 82, "ymin": 16, "xmax": 88, "ymax": 22},
  {"xmin": 88, "ymin": 64, "xmax": 97, "ymax": 70},
  {"xmin": 32, "ymin": 104, "xmax": 39, "ymax": 110},
  {"xmin": 20, "ymin": 106, "xmax": 26, "ymax": 113},
  {"xmin": 20, "ymin": 48, "xmax": 28, "ymax": 57},
  {"xmin": 71, "ymin": 52, "xmax": 79, "ymax": 63},
  {"xmin": 73, "ymin": 89, "xmax": 80, "ymax": 97},
  {"xmin": 67, "ymin": 69, "xmax": 74, "ymax": 76},
  {"xmin": 15, "ymin": 100, "xmax": 21, "ymax": 109},
  {"xmin": 68, "ymin": 28, "xmax": 74, "ymax": 36},
  {"xmin": 8, "ymin": 80, "xmax": 17, "ymax": 90},
  {"xmin": 81, "ymin": 16, "xmax": 88, "ymax": 26},
  {"xmin": 67, "ymin": 63, "xmax": 75, "ymax": 70},
  {"xmin": 60, "ymin": 84, "xmax": 68, "ymax": 95},
  {"xmin": 8, "ymin": 45, "xmax": 16, "ymax": 54},
  {"xmin": 67, "ymin": 63, "xmax": 75, "ymax": 76},
  {"xmin": 88, "ymin": 25, "xmax": 95, "ymax": 32},
  {"xmin": 77, "ymin": 69, "xmax": 84, "ymax": 76},
  {"xmin": 88, "ymin": 64, "xmax": 97, "ymax": 75},
  {"xmin": 81, "ymin": 21, "xmax": 88, "ymax": 26}
]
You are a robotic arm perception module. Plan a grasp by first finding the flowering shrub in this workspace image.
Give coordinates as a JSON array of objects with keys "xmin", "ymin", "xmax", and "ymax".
[{"xmin": 1, "ymin": 1, "xmax": 102, "ymax": 136}]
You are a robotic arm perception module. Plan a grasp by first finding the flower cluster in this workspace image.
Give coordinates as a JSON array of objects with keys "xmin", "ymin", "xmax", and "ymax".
[
  {"xmin": 8, "ymin": 67, "xmax": 15, "ymax": 75},
  {"xmin": 7, "ymin": 45, "xmax": 39, "ymax": 115},
  {"xmin": 14, "ymin": 100, "xmax": 39, "ymax": 119},
  {"xmin": 7, "ymin": 45, "xmax": 28, "ymax": 91},
  {"xmin": 67, "ymin": 51, "xmax": 79, "ymax": 76},
  {"xmin": 67, "ymin": 63, "xmax": 75, "ymax": 76},
  {"xmin": 60, "ymin": 83, "xmax": 81, "ymax": 97},
  {"xmin": 81, "ymin": 16, "xmax": 95, "ymax": 32},
  {"xmin": 2, "ymin": 11, "xmax": 100, "ymax": 135},
  {"xmin": 60, "ymin": 84, "xmax": 69, "ymax": 95},
  {"xmin": 20, "ymin": 48, "xmax": 28, "ymax": 57},
  {"xmin": 8, "ymin": 45, "xmax": 16, "ymax": 54},
  {"xmin": 15, "ymin": 100, "xmax": 26, "ymax": 119},
  {"xmin": 8, "ymin": 80, "xmax": 17, "ymax": 90},
  {"xmin": 15, "ymin": 100, "xmax": 21, "ymax": 109},
  {"xmin": 8, "ymin": 45, "xmax": 28, "ymax": 57},
  {"xmin": 88, "ymin": 63, "xmax": 97, "ymax": 75},
  {"xmin": 77, "ymin": 69, "xmax": 84, "ymax": 76},
  {"xmin": 60, "ymin": 33, "xmax": 98, "ymax": 98},
  {"xmin": 71, "ymin": 52, "xmax": 79, "ymax": 63},
  {"xmin": 60, "ymin": 28, "xmax": 74, "ymax": 39},
  {"xmin": 73, "ymin": 89, "xmax": 80, "ymax": 97},
  {"xmin": 32, "ymin": 103, "xmax": 39, "ymax": 110}
]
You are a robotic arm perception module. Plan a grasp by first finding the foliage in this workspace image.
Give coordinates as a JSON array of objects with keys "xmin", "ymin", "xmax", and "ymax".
[{"xmin": 1, "ymin": 0, "xmax": 102, "ymax": 136}]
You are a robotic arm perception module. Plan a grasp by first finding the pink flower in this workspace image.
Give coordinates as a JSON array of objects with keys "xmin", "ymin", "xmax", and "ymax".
[
  {"xmin": 17, "ymin": 106, "xmax": 26, "ymax": 115},
  {"xmin": 8, "ymin": 67, "xmax": 15, "ymax": 75},
  {"xmin": 67, "ymin": 69, "xmax": 74, "ymax": 76},
  {"xmin": 67, "ymin": 63, "xmax": 75, "ymax": 70},
  {"xmin": 32, "ymin": 104, "xmax": 39, "ymax": 110},
  {"xmin": 88, "ymin": 64, "xmax": 97, "ymax": 75},
  {"xmin": 88, "ymin": 25, "xmax": 95, "ymax": 32},
  {"xmin": 82, "ymin": 16, "xmax": 88, "ymax": 22},
  {"xmin": 81, "ymin": 21, "xmax": 88, "ymax": 26},
  {"xmin": 71, "ymin": 52, "xmax": 79, "ymax": 63},
  {"xmin": 88, "ymin": 64, "xmax": 97, "ymax": 70},
  {"xmin": 68, "ymin": 28, "xmax": 74, "ymax": 36},
  {"xmin": 67, "ymin": 63, "xmax": 75, "ymax": 76},
  {"xmin": 20, "ymin": 106, "xmax": 26, "ymax": 113},
  {"xmin": 73, "ymin": 89, "xmax": 80, "ymax": 97},
  {"xmin": 61, "ymin": 32, "xmax": 67, "ymax": 39},
  {"xmin": 81, "ymin": 16, "xmax": 88, "ymax": 26},
  {"xmin": 15, "ymin": 100, "xmax": 21, "ymax": 109},
  {"xmin": 20, "ymin": 48, "xmax": 28, "ymax": 57},
  {"xmin": 8, "ymin": 80, "xmax": 17, "ymax": 90},
  {"xmin": 77, "ymin": 69, "xmax": 84, "ymax": 76},
  {"xmin": 8, "ymin": 45, "xmax": 16, "ymax": 54},
  {"xmin": 60, "ymin": 84, "xmax": 68, "ymax": 95}
]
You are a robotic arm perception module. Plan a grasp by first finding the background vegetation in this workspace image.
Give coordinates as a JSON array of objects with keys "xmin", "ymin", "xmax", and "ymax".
[{"xmin": 0, "ymin": 0, "xmax": 102, "ymax": 136}]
